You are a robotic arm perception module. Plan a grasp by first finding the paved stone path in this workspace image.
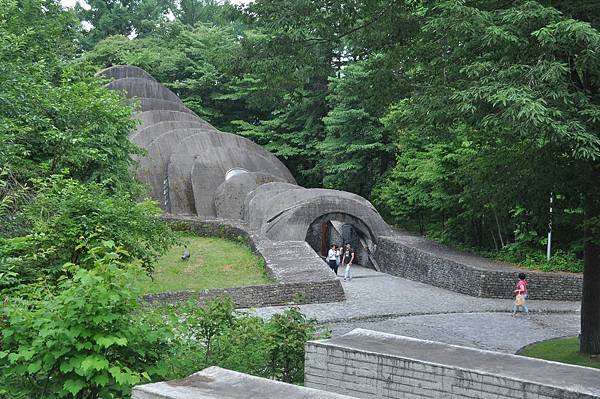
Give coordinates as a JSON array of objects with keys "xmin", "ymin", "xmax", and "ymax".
[{"xmin": 251, "ymin": 266, "xmax": 580, "ymax": 354}]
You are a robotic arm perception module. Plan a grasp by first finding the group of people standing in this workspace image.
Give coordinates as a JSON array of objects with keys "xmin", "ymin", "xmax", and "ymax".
[{"xmin": 326, "ymin": 244, "xmax": 355, "ymax": 281}]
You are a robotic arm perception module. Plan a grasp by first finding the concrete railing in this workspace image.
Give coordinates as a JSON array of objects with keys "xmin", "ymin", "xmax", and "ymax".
[
  {"xmin": 131, "ymin": 366, "xmax": 354, "ymax": 399},
  {"xmin": 305, "ymin": 329, "xmax": 600, "ymax": 399}
]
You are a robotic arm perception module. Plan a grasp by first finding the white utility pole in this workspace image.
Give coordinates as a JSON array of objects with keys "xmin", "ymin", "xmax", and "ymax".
[{"xmin": 547, "ymin": 192, "xmax": 553, "ymax": 260}]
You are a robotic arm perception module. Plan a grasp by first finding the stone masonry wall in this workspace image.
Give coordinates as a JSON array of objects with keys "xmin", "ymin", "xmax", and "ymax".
[
  {"xmin": 305, "ymin": 329, "xmax": 600, "ymax": 399},
  {"xmin": 143, "ymin": 280, "xmax": 344, "ymax": 308},
  {"xmin": 375, "ymin": 235, "xmax": 582, "ymax": 301},
  {"xmin": 146, "ymin": 216, "xmax": 345, "ymax": 308}
]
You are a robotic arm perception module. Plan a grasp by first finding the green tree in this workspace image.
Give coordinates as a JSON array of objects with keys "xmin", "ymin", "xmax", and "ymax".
[
  {"xmin": 374, "ymin": 1, "xmax": 600, "ymax": 353},
  {"xmin": 0, "ymin": 177, "xmax": 174, "ymax": 287},
  {"xmin": 75, "ymin": 0, "xmax": 174, "ymax": 48},
  {"xmin": 320, "ymin": 55, "xmax": 401, "ymax": 197},
  {"xmin": 174, "ymin": 0, "xmax": 242, "ymax": 27}
]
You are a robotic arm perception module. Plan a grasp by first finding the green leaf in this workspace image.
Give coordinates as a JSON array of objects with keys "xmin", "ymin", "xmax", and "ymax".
[
  {"xmin": 27, "ymin": 360, "xmax": 42, "ymax": 374},
  {"xmin": 80, "ymin": 355, "xmax": 109, "ymax": 373},
  {"xmin": 63, "ymin": 379, "xmax": 85, "ymax": 396}
]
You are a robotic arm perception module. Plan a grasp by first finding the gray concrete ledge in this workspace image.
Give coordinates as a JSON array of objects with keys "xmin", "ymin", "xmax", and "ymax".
[
  {"xmin": 132, "ymin": 366, "xmax": 355, "ymax": 399},
  {"xmin": 305, "ymin": 328, "xmax": 600, "ymax": 399}
]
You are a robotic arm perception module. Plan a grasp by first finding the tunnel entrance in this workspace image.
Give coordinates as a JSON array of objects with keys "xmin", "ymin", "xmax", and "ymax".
[{"xmin": 305, "ymin": 213, "xmax": 378, "ymax": 270}]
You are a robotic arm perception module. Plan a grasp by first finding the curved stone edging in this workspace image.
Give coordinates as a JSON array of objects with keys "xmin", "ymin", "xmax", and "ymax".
[
  {"xmin": 514, "ymin": 334, "xmax": 578, "ymax": 356},
  {"xmin": 375, "ymin": 235, "xmax": 582, "ymax": 301}
]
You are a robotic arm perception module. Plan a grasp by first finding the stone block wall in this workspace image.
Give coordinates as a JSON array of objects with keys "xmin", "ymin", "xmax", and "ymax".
[
  {"xmin": 143, "ymin": 280, "xmax": 344, "ymax": 308},
  {"xmin": 305, "ymin": 329, "xmax": 600, "ymax": 399},
  {"xmin": 375, "ymin": 235, "xmax": 582, "ymax": 301}
]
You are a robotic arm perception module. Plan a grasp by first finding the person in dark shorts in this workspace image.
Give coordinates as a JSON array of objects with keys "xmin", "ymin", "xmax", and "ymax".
[{"xmin": 342, "ymin": 243, "xmax": 355, "ymax": 281}]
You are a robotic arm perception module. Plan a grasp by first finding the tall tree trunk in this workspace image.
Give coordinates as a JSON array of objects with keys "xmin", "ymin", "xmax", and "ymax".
[{"xmin": 580, "ymin": 165, "xmax": 600, "ymax": 354}]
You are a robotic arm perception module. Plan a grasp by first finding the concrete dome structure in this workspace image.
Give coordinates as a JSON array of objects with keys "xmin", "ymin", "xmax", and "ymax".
[{"xmin": 101, "ymin": 65, "xmax": 390, "ymax": 264}]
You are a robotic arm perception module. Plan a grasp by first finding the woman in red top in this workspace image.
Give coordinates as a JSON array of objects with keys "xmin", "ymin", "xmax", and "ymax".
[{"xmin": 512, "ymin": 272, "xmax": 529, "ymax": 315}]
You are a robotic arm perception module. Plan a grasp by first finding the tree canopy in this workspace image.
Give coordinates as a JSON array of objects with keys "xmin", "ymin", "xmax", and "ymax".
[{"xmin": 2, "ymin": 0, "xmax": 600, "ymax": 361}]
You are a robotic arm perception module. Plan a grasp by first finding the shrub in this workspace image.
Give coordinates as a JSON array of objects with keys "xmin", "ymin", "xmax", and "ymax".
[
  {"xmin": 0, "ymin": 176, "xmax": 176, "ymax": 288},
  {"xmin": 0, "ymin": 244, "xmax": 173, "ymax": 398},
  {"xmin": 160, "ymin": 300, "xmax": 327, "ymax": 385}
]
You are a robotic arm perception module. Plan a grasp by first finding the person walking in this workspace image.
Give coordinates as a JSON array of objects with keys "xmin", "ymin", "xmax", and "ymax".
[
  {"xmin": 335, "ymin": 244, "xmax": 341, "ymax": 275},
  {"xmin": 326, "ymin": 244, "xmax": 338, "ymax": 275},
  {"xmin": 342, "ymin": 243, "xmax": 355, "ymax": 281},
  {"xmin": 512, "ymin": 272, "xmax": 529, "ymax": 315}
]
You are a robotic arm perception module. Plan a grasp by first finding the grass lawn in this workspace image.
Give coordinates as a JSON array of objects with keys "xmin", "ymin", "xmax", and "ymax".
[
  {"xmin": 141, "ymin": 233, "xmax": 273, "ymax": 294},
  {"xmin": 521, "ymin": 336, "xmax": 600, "ymax": 369}
]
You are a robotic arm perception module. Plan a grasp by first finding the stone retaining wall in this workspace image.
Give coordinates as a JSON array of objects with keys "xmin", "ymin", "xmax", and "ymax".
[
  {"xmin": 143, "ymin": 280, "xmax": 344, "ymax": 308},
  {"xmin": 305, "ymin": 329, "xmax": 600, "ymax": 399},
  {"xmin": 146, "ymin": 216, "xmax": 345, "ymax": 307},
  {"xmin": 375, "ymin": 235, "xmax": 582, "ymax": 301}
]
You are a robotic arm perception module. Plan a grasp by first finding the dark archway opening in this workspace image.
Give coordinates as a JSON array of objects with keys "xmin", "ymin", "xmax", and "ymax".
[{"xmin": 305, "ymin": 212, "xmax": 378, "ymax": 270}]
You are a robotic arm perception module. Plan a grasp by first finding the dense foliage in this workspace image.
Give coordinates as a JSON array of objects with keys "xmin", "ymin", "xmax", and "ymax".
[
  {"xmin": 0, "ymin": 0, "xmax": 175, "ymax": 288},
  {"xmin": 81, "ymin": 1, "xmax": 600, "ymax": 271},
  {"xmin": 162, "ymin": 298, "xmax": 323, "ymax": 384},
  {"xmin": 0, "ymin": 246, "xmax": 171, "ymax": 398},
  {"xmin": 3, "ymin": 1, "xmax": 600, "ymax": 394},
  {"xmin": 0, "ymin": 247, "xmax": 322, "ymax": 397}
]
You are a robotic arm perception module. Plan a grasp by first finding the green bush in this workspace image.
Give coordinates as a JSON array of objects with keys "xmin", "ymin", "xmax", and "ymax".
[
  {"xmin": 160, "ymin": 300, "xmax": 328, "ymax": 385},
  {"xmin": 492, "ymin": 246, "xmax": 583, "ymax": 273},
  {"xmin": 0, "ymin": 245, "xmax": 173, "ymax": 398},
  {"xmin": 0, "ymin": 176, "xmax": 176, "ymax": 288},
  {"xmin": 1, "ymin": 244, "xmax": 326, "ymax": 397}
]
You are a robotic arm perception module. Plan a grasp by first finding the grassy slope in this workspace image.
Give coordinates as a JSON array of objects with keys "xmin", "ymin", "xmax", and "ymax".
[
  {"xmin": 141, "ymin": 233, "xmax": 272, "ymax": 294},
  {"xmin": 521, "ymin": 336, "xmax": 600, "ymax": 369}
]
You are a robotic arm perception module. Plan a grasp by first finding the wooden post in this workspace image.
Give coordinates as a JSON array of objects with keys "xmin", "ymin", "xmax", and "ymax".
[{"xmin": 321, "ymin": 222, "xmax": 328, "ymax": 257}]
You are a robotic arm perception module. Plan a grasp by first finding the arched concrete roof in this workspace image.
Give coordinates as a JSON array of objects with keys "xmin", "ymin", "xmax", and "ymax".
[
  {"xmin": 169, "ymin": 130, "xmax": 295, "ymax": 183},
  {"xmin": 136, "ymin": 127, "xmax": 218, "ymax": 207},
  {"xmin": 134, "ymin": 110, "xmax": 204, "ymax": 130},
  {"xmin": 245, "ymin": 182, "xmax": 303, "ymax": 230},
  {"xmin": 214, "ymin": 172, "xmax": 286, "ymax": 220},
  {"xmin": 97, "ymin": 65, "xmax": 157, "ymax": 81},
  {"xmin": 131, "ymin": 121, "xmax": 217, "ymax": 149},
  {"xmin": 170, "ymin": 144, "xmax": 294, "ymax": 216},
  {"xmin": 108, "ymin": 78, "xmax": 182, "ymax": 104},
  {"xmin": 135, "ymin": 98, "xmax": 196, "ymax": 115},
  {"xmin": 259, "ymin": 189, "xmax": 391, "ymax": 242}
]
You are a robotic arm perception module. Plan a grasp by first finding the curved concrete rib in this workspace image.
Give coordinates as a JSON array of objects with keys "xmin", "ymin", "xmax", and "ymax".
[
  {"xmin": 134, "ymin": 110, "xmax": 204, "ymax": 131},
  {"xmin": 134, "ymin": 98, "xmax": 196, "ymax": 115},
  {"xmin": 136, "ymin": 127, "xmax": 218, "ymax": 208},
  {"xmin": 108, "ymin": 78, "xmax": 183, "ymax": 104},
  {"xmin": 170, "ymin": 145, "xmax": 292, "ymax": 216},
  {"xmin": 97, "ymin": 65, "xmax": 157, "ymax": 81},
  {"xmin": 245, "ymin": 182, "xmax": 303, "ymax": 230},
  {"xmin": 214, "ymin": 172, "xmax": 286, "ymax": 220},
  {"xmin": 131, "ymin": 121, "xmax": 217, "ymax": 149},
  {"xmin": 259, "ymin": 189, "xmax": 391, "ymax": 242}
]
